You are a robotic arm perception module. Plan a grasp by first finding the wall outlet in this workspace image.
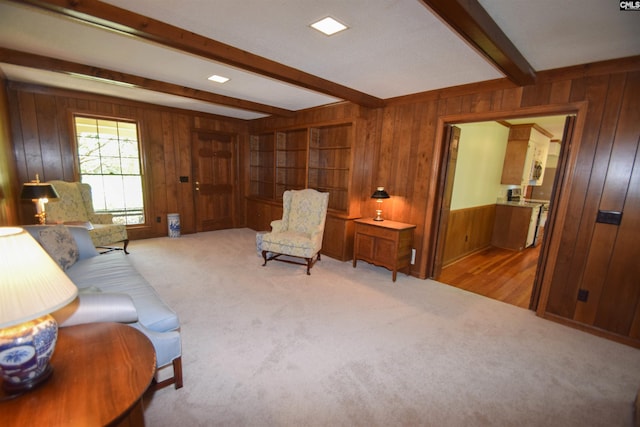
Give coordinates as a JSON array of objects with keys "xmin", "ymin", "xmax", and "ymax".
[
  {"xmin": 577, "ymin": 289, "xmax": 589, "ymax": 302},
  {"xmin": 411, "ymin": 248, "xmax": 416, "ymax": 265}
]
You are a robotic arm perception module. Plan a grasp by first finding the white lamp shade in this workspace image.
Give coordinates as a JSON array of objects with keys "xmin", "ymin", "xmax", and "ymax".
[{"xmin": 0, "ymin": 227, "xmax": 78, "ymax": 328}]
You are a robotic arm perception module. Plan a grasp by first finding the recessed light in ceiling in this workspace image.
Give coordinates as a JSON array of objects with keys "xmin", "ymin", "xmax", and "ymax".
[
  {"xmin": 310, "ymin": 17, "xmax": 348, "ymax": 36},
  {"xmin": 208, "ymin": 74, "xmax": 230, "ymax": 84}
]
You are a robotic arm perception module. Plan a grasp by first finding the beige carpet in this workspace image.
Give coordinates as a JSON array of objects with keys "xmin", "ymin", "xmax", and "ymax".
[{"xmin": 128, "ymin": 228, "xmax": 640, "ymax": 427}]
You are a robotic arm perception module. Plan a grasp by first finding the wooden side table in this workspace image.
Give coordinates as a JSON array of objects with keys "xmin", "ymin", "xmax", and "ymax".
[
  {"xmin": 0, "ymin": 322, "xmax": 156, "ymax": 427},
  {"xmin": 353, "ymin": 218, "xmax": 416, "ymax": 282}
]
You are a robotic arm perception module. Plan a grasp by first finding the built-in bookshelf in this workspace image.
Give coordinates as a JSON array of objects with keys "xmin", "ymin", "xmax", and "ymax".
[
  {"xmin": 275, "ymin": 129, "xmax": 308, "ymax": 199},
  {"xmin": 249, "ymin": 133, "xmax": 275, "ymax": 200},
  {"xmin": 248, "ymin": 121, "xmax": 356, "ymax": 214},
  {"xmin": 247, "ymin": 120, "xmax": 363, "ymax": 261},
  {"xmin": 308, "ymin": 124, "xmax": 352, "ymax": 212}
]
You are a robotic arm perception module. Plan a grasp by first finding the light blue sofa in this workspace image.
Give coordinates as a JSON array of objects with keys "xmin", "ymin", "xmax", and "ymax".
[{"xmin": 24, "ymin": 225, "xmax": 182, "ymax": 390}]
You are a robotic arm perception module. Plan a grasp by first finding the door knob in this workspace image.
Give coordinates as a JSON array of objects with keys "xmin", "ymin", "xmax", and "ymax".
[{"xmin": 195, "ymin": 181, "xmax": 200, "ymax": 191}]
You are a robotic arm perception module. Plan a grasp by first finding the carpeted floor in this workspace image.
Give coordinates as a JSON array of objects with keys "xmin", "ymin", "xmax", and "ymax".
[{"xmin": 128, "ymin": 228, "xmax": 640, "ymax": 427}]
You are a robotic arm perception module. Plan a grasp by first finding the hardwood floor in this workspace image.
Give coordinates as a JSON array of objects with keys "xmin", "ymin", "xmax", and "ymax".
[{"xmin": 438, "ymin": 244, "xmax": 541, "ymax": 309}]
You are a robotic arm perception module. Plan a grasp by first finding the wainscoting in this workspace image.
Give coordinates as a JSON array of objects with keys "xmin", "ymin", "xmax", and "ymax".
[{"xmin": 442, "ymin": 204, "xmax": 496, "ymax": 266}]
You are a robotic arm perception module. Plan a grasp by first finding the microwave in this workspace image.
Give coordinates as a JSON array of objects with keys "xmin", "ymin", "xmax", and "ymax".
[{"xmin": 507, "ymin": 188, "xmax": 522, "ymax": 202}]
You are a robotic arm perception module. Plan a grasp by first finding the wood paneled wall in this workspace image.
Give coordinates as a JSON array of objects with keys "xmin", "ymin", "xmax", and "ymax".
[
  {"xmin": 372, "ymin": 57, "xmax": 640, "ymax": 346},
  {"xmin": 3, "ymin": 56, "xmax": 639, "ymax": 347},
  {"xmin": 0, "ymin": 77, "xmax": 19, "ymax": 226},
  {"xmin": 443, "ymin": 205, "xmax": 496, "ymax": 265},
  {"xmin": 5, "ymin": 82, "xmax": 248, "ymax": 239},
  {"xmin": 249, "ymin": 102, "xmax": 378, "ymax": 216}
]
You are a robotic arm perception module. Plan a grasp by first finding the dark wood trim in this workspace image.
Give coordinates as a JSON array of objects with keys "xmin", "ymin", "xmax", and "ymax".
[
  {"xmin": 420, "ymin": 0, "xmax": 536, "ymax": 86},
  {"xmin": 430, "ymin": 101, "xmax": 587, "ymax": 126},
  {"xmin": 13, "ymin": 0, "xmax": 385, "ymax": 108},
  {"xmin": 536, "ymin": 55, "xmax": 640, "ymax": 83},
  {"xmin": 0, "ymin": 73, "xmax": 20, "ymax": 226},
  {"xmin": 542, "ymin": 312, "xmax": 640, "ymax": 349},
  {"xmin": 427, "ymin": 102, "xmax": 588, "ymax": 315},
  {"xmin": 7, "ymin": 80, "xmax": 249, "ymax": 124},
  {"xmin": 386, "ymin": 78, "xmax": 517, "ymax": 106},
  {"xmin": 386, "ymin": 56, "xmax": 640, "ymax": 108},
  {"xmin": 536, "ymin": 109, "xmax": 589, "ymax": 317},
  {"xmin": 0, "ymin": 47, "xmax": 294, "ymax": 117},
  {"xmin": 530, "ymin": 115, "xmax": 576, "ymax": 311}
]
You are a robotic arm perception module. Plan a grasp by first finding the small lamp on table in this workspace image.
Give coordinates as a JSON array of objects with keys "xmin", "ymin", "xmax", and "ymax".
[
  {"xmin": 20, "ymin": 175, "xmax": 59, "ymax": 225},
  {"xmin": 371, "ymin": 187, "xmax": 390, "ymax": 221}
]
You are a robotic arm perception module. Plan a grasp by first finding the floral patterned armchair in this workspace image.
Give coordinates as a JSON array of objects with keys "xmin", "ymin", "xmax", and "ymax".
[
  {"xmin": 45, "ymin": 180, "xmax": 129, "ymax": 254},
  {"xmin": 259, "ymin": 189, "xmax": 329, "ymax": 275}
]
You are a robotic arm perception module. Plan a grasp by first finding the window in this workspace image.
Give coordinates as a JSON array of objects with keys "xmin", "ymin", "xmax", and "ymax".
[{"xmin": 74, "ymin": 116, "xmax": 145, "ymax": 225}]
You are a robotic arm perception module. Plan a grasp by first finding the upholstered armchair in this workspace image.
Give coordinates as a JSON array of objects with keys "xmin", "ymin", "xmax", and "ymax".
[
  {"xmin": 45, "ymin": 180, "xmax": 129, "ymax": 254},
  {"xmin": 259, "ymin": 189, "xmax": 329, "ymax": 275}
]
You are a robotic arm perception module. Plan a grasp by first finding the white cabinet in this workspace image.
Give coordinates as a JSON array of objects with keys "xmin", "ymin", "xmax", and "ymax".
[{"xmin": 501, "ymin": 124, "xmax": 551, "ymax": 186}]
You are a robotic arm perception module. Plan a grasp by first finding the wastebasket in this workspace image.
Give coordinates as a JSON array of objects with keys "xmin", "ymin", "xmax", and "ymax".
[{"xmin": 167, "ymin": 213, "xmax": 180, "ymax": 238}]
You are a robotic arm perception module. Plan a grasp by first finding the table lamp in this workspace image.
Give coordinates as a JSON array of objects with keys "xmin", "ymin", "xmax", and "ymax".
[
  {"xmin": 20, "ymin": 175, "xmax": 59, "ymax": 225},
  {"xmin": 371, "ymin": 187, "xmax": 390, "ymax": 221},
  {"xmin": 0, "ymin": 227, "xmax": 78, "ymax": 394}
]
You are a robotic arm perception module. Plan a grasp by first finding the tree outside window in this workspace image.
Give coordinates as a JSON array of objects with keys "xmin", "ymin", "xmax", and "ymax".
[{"xmin": 74, "ymin": 116, "xmax": 145, "ymax": 225}]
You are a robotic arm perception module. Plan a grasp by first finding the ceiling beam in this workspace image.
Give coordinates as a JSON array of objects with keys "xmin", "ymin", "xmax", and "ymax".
[
  {"xmin": 0, "ymin": 48, "xmax": 296, "ymax": 117},
  {"xmin": 420, "ymin": 0, "xmax": 536, "ymax": 86},
  {"xmin": 12, "ymin": 0, "xmax": 386, "ymax": 109}
]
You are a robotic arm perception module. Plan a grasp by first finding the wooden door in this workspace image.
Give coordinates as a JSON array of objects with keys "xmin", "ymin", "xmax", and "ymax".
[
  {"xmin": 531, "ymin": 115, "xmax": 576, "ymax": 310},
  {"xmin": 431, "ymin": 125, "xmax": 461, "ymax": 278},
  {"xmin": 192, "ymin": 131, "xmax": 237, "ymax": 232}
]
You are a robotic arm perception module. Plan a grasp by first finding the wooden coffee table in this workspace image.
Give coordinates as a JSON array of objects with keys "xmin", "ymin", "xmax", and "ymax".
[{"xmin": 0, "ymin": 322, "xmax": 156, "ymax": 427}]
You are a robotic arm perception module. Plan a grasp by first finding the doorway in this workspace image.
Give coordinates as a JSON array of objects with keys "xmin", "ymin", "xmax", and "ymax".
[{"xmin": 432, "ymin": 114, "xmax": 574, "ymax": 309}]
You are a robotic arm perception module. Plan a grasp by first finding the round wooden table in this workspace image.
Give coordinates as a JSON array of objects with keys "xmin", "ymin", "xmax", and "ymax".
[{"xmin": 0, "ymin": 322, "xmax": 156, "ymax": 427}]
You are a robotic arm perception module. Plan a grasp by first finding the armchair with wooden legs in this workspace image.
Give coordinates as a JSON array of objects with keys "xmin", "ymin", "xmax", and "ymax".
[
  {"xmin": 45, "ymin": 180, "xmax": 129, "ymax": 254},
  {"xmin": 259, "ymin": 189, "xmax": 329, "ymax": 275}
]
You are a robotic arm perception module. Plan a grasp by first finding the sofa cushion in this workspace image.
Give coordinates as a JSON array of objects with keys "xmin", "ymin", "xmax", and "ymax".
[
  {"xmin": 38, "ymin": 224, "xmax": 79, "ymax": 270},
  {"xmin": 66, "ymin": 254, "xmax": 180, "ymax": 332},
  {"xmin": 24, "ymin": 225, "xmax": 99, "ymax": 260},
  {"xmin": 53, "ymin": 292, "xmax": 138, "ymax": 327}
]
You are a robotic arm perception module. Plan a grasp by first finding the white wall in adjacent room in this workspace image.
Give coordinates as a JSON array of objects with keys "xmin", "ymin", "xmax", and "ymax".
[{"xmin": 450, "ymin": 122, "xmax": 509, "ymax": 211}]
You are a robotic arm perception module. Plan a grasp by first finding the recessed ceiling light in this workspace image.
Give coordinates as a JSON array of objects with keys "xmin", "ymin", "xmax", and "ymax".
[
  {"xmin": 208, "ymin": 74, "xmax": 230, "ymax": 84},
  {"xmin": 311, "ymin": 17, "xmax": 348, "ymax": 36}
]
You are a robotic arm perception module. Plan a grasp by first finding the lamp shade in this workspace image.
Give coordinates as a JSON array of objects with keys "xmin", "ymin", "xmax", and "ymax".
[
  {"xmin": 20, "ymin": 183, "xmax": 59, "ymax": 201},
  {"xmin": 0, "ymin": 227, "xmax": 77, "ymax": 328},
  {"xmin": 371, "ymin": 187, "xmax": 390, "ymax": 199}
]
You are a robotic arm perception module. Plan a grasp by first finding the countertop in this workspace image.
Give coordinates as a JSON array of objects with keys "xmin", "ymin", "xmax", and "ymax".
[{"xmin": 497, "ymin": 200, "xmax": 544, "ymax": 208}]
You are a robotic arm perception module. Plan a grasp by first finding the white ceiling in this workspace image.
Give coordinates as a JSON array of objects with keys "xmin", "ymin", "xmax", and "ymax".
[{"xmin": 0, "ymin": 0, "xmax": 638, "ymax": 120}]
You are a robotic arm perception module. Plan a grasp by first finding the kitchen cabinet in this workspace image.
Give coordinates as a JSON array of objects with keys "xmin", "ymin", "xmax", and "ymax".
[
  {"xmin": 501, "ymin": 124, "xmax": 551, "ymax": 186},
  {"xmin": 491, "ymin": 203, "xmax": 541, "ymax": 251}
]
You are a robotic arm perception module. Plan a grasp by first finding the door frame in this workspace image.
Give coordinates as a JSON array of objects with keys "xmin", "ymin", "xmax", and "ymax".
[
  {"xmin": 426, "ymin": 102, "xmax": 588, "ymax": 310},
  {"xmin": 191, "ymin": 129, "xmax": 240, "ymax": 232}
]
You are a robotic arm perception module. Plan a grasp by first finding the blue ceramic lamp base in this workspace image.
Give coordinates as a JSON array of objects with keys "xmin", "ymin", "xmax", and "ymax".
[{"xmin": 0, "ymin": 315, "xmax": 58, "ymax": 394}]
